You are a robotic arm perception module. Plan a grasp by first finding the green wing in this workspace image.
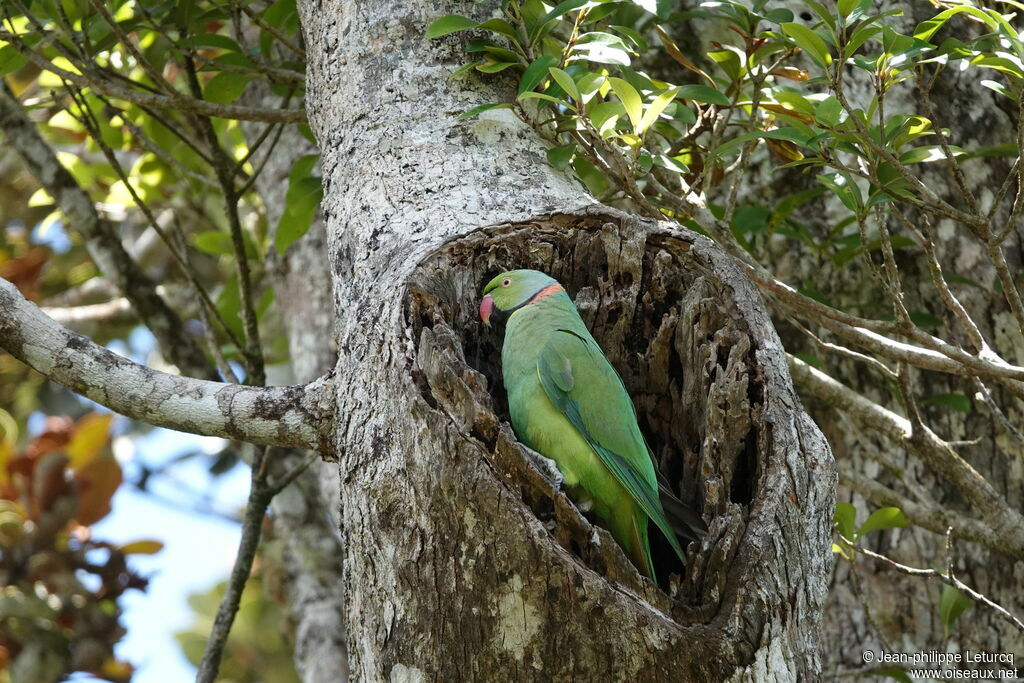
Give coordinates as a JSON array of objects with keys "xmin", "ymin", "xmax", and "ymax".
[{"xmin": 536, "ymin": 329, "xmax": 687, "ymax": 563}]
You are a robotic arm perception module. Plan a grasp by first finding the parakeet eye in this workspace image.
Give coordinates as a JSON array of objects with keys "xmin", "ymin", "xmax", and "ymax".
[{"xmin": 501, "ymin": 278, "xmax": 511, "ymax": 287}]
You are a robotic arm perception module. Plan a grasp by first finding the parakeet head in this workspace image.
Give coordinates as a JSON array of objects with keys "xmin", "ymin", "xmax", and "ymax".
[{"xmin": 479, "ymin": 269, "xmax": 562, "ymax": 326}]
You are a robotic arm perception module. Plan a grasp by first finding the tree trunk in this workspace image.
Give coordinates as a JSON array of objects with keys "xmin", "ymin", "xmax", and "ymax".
[
  {"xmin": 240, "ymin": 87, "xmax": 349, "ymax": 679},
  {"xmin": 297, "ymin": 0, "xmax": 834, "ymax": 678}
]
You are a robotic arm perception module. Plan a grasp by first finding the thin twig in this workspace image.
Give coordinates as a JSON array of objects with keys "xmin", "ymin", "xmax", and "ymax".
[
  {"xmin": 838, "ymin": 532, "xmax": 1024, "ymax": 634},
  {"xmin": 0, "ymin": 30, "xmax": 306, "ymax": 123},
  {"xmin": 196, "ymin": 446, "xmax": 271, "ymax": 683}
]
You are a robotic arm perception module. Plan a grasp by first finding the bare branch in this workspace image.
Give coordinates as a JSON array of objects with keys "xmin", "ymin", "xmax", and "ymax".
[
  {"xmin": 791, "ymin": 356, "xmax": 1024, "ymax": 557},
  {"xmin": 42, "ymin": 299, "xmax": 135, "ymax": 329},
  {"xmin": 197, "ymin": 446, "xmax": 271, "ymax": 683},
  {"xmin": 0, "ymin": 34, "xmax": 306, "ymax": 123},
  {"xmin": 0, "ymin": 277, "xmax": 334, "ymax": 453},
  {"xmin": 839, "ymin": 469, "xmax": 1006, "ymax": 552}
]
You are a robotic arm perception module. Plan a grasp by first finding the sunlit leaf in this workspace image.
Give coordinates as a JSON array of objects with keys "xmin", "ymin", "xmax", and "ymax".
[
  {"xmin": 66, "ymin": 413, "xmax": 113, "ymax": 470},
  {"xmin": 857, "ymin": 507, "xmax": 908, "ymax": 536},
  {"xmin": 426, "ymin": 15, "xmax": 478, "ymax": 39},
  {"xmin": 607, "ymin": 77, "xmax": 642, "ymax": 131},
  {"xmin": 119, "ymin": 540, "xmax": 165, "ymax": 555},
  {"xmin": 548, "ymin": 67, "xmax": 581, "ymax": 102},
  {"xmin": 637, "ymin": 87, "xmax": 679, "ymax": 135},
  {"xmin": 519, "ymin": 56, "xmax": 558, "ymax": 94},
  {"xmin": 781, "ymin": 22, "xmax": 832, "ymax": 67}
]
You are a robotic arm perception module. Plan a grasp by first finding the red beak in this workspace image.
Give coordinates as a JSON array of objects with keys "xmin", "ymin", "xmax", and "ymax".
[{"xmin": 479, "ymin": 295, "xmax": 494, "ymax": 326}]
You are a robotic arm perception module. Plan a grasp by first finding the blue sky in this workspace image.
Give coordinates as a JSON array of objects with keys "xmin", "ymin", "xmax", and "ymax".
[
  {"xmin": 95, "ymin": 333, "xmax": 251, "ymax": 681},
  {"xmin": 94, "ymin": 433, "xmax": 248, "ymax": 682}
]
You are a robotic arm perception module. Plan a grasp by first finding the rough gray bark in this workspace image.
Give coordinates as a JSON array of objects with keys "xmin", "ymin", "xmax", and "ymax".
[
  {"xmin": 241, "ymin": 97, "xmax": 349, "ymax": 680},
  {"xmin": 298, "ymin": 0, "xmax": 834, "ymax": 678}
]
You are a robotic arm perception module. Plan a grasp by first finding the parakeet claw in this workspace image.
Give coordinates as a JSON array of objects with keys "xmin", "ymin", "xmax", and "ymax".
[{"xmin": 521, "ymin": 445, "xmax": 564, "ymax": 489}]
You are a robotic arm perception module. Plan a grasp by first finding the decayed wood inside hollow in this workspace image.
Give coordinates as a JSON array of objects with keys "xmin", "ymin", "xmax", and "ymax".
[{"xmin": 406, "ymin": 211, "xmax": 764, "ymax": 611}]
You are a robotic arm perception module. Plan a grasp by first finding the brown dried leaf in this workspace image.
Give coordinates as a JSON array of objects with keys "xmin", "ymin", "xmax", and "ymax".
[
  {"xmin": 74, "ymin": 454, "xmax": 122, "ymax": 526},
  {"xmin": 656, "ymin": 25, "xmax": 716, "ymax": 85},
  {"xmin": 770, "ymin": 67, "xmax": 809, "ymax": 81}
]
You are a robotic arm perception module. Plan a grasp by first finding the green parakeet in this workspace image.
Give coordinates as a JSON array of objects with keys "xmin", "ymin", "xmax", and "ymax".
[{"xmin": 480, "ymin": 269, "xmax": 704, "ymax": 581}]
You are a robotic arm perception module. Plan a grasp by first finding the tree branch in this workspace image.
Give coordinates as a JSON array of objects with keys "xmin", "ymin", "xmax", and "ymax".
[
  {"xmin": 790, "ymin": 356, "xmax": 1024, "ymax": 558},
  {"xmin": 840, "ymin": 532, "xmax": 1024, "ymax": 635},
  {"xmin": 0, "ymin": 82, "xmax": 220, "ymax": 381},
  {"xmin": 0, "ymin": 32, "xmax": 306, "ymax": 123},
  {"xmin": 0, "ymin": 277, "xmax": 335, "ymax": 453}
]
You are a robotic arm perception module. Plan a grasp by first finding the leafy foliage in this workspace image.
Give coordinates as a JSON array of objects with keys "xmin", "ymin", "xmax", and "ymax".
[
  {"xmin": 433, "ymin": 0, "xmax": 1024, "ymax": 660},
  {"xmin": 0, "ymin": 412, "xmax": 156, "ymax": 682},
  {"xmin": 175, "ymin": 567, "xmax": 299, "ymax": 683},
  {"xmin": 0, "ymin": 0, "xmax": 317, "ymax": 374}
]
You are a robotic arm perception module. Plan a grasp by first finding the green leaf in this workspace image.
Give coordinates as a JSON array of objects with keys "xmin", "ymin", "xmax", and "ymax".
[
  {"xmin": 589, "ymin": 100, "xmax": 625, "ymax": 133},
  {"xmin": 476, "ymin": 18, "xmax": 518, "ymax": 40},
  {"xmin": 922, "ymin": 393, "xmax": 971, "ymax": 413},
  {"xmin": 0, "ymin": 44, "xmax": 28, "ymax": 77},
  {"xmin": 814, "ymin": 97, "xmax": 841, "ymax": 126},
  {"xmin": 607, "ymin": 77, "xmax": 642, "ymax": 131},
  {"xmin": 548, "ymin": 67, "xmax": 581, "ymax": 102},
  {"xmin": 480, "ymin": 45, "xmax": 521, "ymax": 61},
  {"xmin": 939, "ymin": 585, "xmax": 972, "ymax": 635},
  {"xmin": 781, "ymin": 22, "xmax": 832, "ymax": 67},
  {"xmin": 203, "ymin": 72, "xmax": 253, "ymax": 105},
  {"xmin": 708, "ymin": 48, "xmax": 742, "ymax": 81},
  {"xmin": 518, "ymin": 91, "xmax": 575, "ymax": 110},
  {"xmin": 426, "ymin": 15, "xmax": 478, "ymax": 39},
  {"xmin": 449, "ymin": 60, "xmax": 485, "ymax": 81},
  {"xmin": 275, "ymin": 155, "xmax": 323, "ymax": 255},
  {"xmin": 794, "ymin": 353, "xmax": 823, "ymax": 368},
  {"xmin": 834, "ymin": 502, "xmax": 857, "ymax": 540},
  {"xmin": 857, "ymin": 507, "xmax": 908, "ymax": 536},
  {"xmin": 536, "ymin": 0, "xmax": 588, "ymax": 38},
  {"xmin": 458, "ymin": 103, "xmax": 512, "ymax": 119},
  {"xmin": 677, "ymin": 84, "xmax": 730, "ymax": 106},
  {"xmin": 546, "ymin": 143, "xmax": 576, "ymax": 170},
  {"xmin": 571, "ymin": 44, "xmax": 631, "ymax": 65},
  {"xmin": 476, "ymin": 60, "xmax": 517, "ymax": 73},
  {"xmin": 915, "ymin": 6, "xmax": 997, "ymax": 43},
  {"xmin": 638, "ymin": 87, "xmax": 680, "ymax": 135},
  {"xmin": 817, "ymin": 172, "xmax": 862, "ymax": 212},
  {"xmin": 899, "ymin": 145, "xmax": 965, "ymax": 164},
  {"xmin": 519, "ymin": 56, "xmax": 558, "ymax": 94},
  {"xmin": 838, "ymin": 0, "xmax": 859, "ymax": 18},
  {"xmin": 712, "ymin": 126, "xmax": 812, "ymax": 159},
  {"xmin": 194, "ymin": 231, "xmax": 235, "ymax": 256},
  {"xmin": 189, "ymin": 34, "xmax": 244, "ymax": 53},
  {"xmin": 909, "ymin": 311, "xmax": 941, "ymax": 328}
]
